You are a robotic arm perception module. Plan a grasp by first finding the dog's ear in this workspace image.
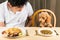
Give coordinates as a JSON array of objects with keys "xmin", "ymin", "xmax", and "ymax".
[{"xmin": 46, "ymin": 14, "xmax": 51, "ymax": 23}]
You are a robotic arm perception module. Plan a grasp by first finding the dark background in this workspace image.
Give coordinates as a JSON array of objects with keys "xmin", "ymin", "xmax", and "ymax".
[{"xmin": 0, "ymin": 0, "xmax": 60, "ymax": 27}]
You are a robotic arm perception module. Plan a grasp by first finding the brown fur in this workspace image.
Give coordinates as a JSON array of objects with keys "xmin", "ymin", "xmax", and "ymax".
[{"xmin": 39, "ymin": 12, "xmax": 52, "ymax": 27}]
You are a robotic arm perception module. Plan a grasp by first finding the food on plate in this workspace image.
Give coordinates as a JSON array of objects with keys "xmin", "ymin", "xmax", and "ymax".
[
  {"xmin": 2, "ymin": 28, "xmax": 22, "ymax": 37},
  {"xmin": 40, "ymin": 30, "xmax": 52, "ymax": 35}
]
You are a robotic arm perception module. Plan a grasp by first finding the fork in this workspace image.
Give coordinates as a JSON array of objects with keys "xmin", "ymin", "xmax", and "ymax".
[{"xmin": 35, "ymin": 30, "xmax": 38, "ymax": 35}]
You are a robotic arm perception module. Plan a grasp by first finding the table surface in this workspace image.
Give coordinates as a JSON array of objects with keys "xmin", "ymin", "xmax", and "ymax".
[{"xmin": 0, "ymin": 27, "xmax": 60, "ymax": 40}]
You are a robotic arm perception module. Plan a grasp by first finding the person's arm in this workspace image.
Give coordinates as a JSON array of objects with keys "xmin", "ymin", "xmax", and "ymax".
[
  {"xmin": 0, "ymin": 22, "xmax": 5, "ymax": 27},
  {"xmin": 25, "ymin": 2, "xmax": 33, "ymax": 27},
  {"xmin": 0, "ymin": 5, "xmax": 5, "ymax": 27}
]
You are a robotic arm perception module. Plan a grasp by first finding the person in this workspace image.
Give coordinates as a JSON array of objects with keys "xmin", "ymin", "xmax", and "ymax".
[{"xmin": 0, "ymin": 0, "xmax": 33, "ymax": 27}]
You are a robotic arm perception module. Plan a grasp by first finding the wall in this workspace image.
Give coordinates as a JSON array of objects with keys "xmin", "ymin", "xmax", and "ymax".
[{"xmin": 55, "ymin": 0, "xmax": 60, "ymax": 26}]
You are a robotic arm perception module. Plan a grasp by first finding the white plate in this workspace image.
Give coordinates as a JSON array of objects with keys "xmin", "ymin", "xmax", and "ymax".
[
  {"xmin": 0, "ymin": 27, "xmax": 26, "ymax": 37},
  {"xmin": 37, "ymin": 28, "xmax": 56, "ymax": 37}
]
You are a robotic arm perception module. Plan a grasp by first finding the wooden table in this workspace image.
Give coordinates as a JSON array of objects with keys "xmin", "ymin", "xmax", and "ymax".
[{"xmin": 0, "ymin": 27, "xmax": 60, "ymax": 40}]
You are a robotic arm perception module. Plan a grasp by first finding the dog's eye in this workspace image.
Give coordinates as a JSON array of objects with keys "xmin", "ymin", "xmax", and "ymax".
[{"xmin": 42, "ymin": 17, "xmax": 45, "ymax": 19}]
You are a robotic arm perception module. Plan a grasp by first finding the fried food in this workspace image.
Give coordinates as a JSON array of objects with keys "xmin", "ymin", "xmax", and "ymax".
[{"xmin": 2, "ymin": 28, "xmax": 22, "ymax": 37}]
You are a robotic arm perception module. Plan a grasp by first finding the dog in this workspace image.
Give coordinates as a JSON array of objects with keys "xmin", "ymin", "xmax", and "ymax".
[{"xmin": 39, "ymin": 12, "xmax": 52, "ymax": 27}]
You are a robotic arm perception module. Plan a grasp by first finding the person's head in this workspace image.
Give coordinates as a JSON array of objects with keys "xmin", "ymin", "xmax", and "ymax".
[{"xmin": 7, "ymin": 0, "xmax": 28, "ymax": 11}]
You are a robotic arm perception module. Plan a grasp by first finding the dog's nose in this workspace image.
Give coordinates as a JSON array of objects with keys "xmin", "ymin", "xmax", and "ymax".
[{"xmin": 39, "ymin": 21, "xmax": 42, "ymax": 23}]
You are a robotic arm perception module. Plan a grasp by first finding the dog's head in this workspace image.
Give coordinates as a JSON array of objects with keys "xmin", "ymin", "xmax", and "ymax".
[{"xmin": 39, "ymin": 12, "xmax": 51, "ymax": 24}]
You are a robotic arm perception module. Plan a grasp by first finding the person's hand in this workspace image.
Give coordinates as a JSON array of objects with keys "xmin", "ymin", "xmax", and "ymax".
[{"xmin": 0, "ymin": 22, "xmax": 5, "ymax": 27}]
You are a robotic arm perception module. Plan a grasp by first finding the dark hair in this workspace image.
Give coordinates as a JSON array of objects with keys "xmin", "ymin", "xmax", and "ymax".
[{"xmin": 8, "ymin": 0, "xmax": 28, "ymax": 7}]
